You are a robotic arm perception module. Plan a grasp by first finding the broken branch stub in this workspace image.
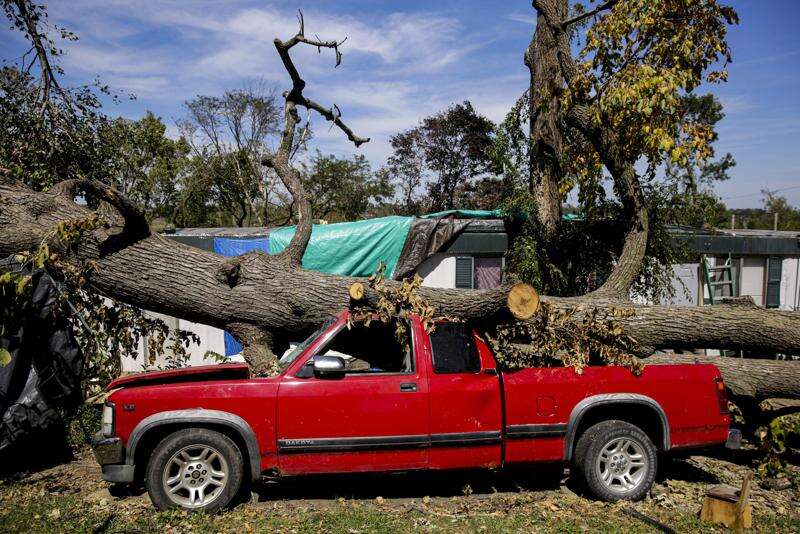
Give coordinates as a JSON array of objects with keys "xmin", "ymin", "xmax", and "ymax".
[{"xmin": 349, "ymin": 281, "xmax": 365, "ymax": 301}]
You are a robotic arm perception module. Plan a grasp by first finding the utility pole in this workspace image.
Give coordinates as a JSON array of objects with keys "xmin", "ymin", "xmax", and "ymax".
[
  {"xmin": 731, "ymin": 213, "xmax": 735, "ymax": 230},
  {"xmin": 774, "ymin": 212, "xmax": 779, "ymax": 231}
]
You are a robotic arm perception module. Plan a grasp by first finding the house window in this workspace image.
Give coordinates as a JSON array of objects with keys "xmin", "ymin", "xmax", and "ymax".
[
  {"xmin": 474, "ymin": 257, "xmax": 503, "ymax": 289},
  {"xmin": 454, "ymin": 256, "xmax": 503, "ymax": 289}
]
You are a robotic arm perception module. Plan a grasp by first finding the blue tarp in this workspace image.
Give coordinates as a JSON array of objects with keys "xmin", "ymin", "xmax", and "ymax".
[{"xmin": 212, "ymin": 237, "xmax": 270, "ymax": 356}]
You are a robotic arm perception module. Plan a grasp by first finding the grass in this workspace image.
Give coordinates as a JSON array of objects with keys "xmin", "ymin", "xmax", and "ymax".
[{"xmin": 2, "ymin": 487, "xmax": 799, "ymax": 533}]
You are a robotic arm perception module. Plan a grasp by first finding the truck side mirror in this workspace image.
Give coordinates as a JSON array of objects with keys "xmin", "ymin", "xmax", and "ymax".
[{"xmin": 313, "ymin": 355, "xmax": 346, "ymax": 378}]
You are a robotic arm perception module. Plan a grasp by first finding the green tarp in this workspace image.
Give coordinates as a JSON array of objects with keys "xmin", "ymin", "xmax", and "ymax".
[{"xmin": 268, "ymin": 216, "xmax": 414, "ymax": 277}]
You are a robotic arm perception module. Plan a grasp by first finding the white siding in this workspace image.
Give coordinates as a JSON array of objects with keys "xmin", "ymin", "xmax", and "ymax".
[
  {"xmin": 666, "ymin": 263, "xmax": 699, "ymax": 306},
  {"xmin": 417, "ymin": 254, "xmax": 456, "ymax": 288},
  {"xmin": 178, "ymin": 320, "xmax": 227, "ymax": 364},
  {"xmin": 779, "ymin": 257, "xmax": 800, "ymax": 311},
  {"xmin": 120, "ymin": 316, "xmax": 229, "ymax": 373},
  {"xmin": 740, "ymin": 257, "xmax": 765, "ymax": 306}
]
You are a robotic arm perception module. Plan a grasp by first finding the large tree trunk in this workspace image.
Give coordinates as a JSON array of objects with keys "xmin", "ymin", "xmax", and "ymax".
[
  {"xmin": 3, "ymin": 176, "xmax": 800, "ymax": 375},
  {"xmin": 525, "ymin": 5, "xmax": 565, "ymax": 233},
  {"xmin": 647, "ymin": 354, "xmax": 800, "ymax": 404}
]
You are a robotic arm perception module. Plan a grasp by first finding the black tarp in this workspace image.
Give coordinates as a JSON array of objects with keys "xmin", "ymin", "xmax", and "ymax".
[
  {"xmin": 0, "ymin": 258, "xmax": 84, "ymax": 454},
  {"xmin": 393, "ymin": 217, "xmax": 471, "ymax": 280}
]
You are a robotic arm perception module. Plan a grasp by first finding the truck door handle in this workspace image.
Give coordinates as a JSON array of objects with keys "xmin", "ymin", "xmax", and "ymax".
[{"xmin": 400, "ymin": 382, "xmax": 417, "ymax": 392}]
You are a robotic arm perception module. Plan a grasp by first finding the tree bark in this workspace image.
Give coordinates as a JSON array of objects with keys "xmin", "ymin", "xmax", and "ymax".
[
  {"xmin": 646, "ymin": 354, "xmax": 800, "ymax": 404},
  {"xmin": 3, "ymin": 175, "xmax": 800, "ymax": 367},
  {"xmin": 525, "ymin": 6, "xmax": 565, "ymax": 233}
]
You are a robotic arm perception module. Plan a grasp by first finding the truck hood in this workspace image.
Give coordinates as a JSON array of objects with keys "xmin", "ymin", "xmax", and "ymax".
[{"xmin": 105, "ymin": 363, "xmax": 250, "ymax": 390}]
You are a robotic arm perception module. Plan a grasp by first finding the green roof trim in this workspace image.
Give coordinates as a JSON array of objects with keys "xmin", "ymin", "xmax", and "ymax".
[{"xmin": 422, "ymin": 209, "xmax": 502, "ymax": 219}]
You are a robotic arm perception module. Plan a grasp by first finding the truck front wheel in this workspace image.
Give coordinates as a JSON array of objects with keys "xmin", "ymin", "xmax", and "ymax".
[
  {"xmin": 574, "ymin": 420, "xmax": 657, "ymax": 502},
  {"xmin": 145, "ymin": 428, "xmax": 244, "ymax": 512}
]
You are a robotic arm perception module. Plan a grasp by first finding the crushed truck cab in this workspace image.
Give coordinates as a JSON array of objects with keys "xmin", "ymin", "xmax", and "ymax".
[{"xmin": 94, "ymin": 311, "xmax": 735, "ymax": 512}]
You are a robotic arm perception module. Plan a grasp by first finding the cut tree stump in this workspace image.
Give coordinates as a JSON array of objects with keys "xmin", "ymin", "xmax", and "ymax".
[
  {"xmin": 349, "ymin": 282, "xmax": 365, "ymax": 301},
  {"xmin": 507, "ymin": 283, "xmax": 539, "ymax": 320},
  {"xmin": 699, "ymin": 473, "xmax": 752, "ymax": 530}
]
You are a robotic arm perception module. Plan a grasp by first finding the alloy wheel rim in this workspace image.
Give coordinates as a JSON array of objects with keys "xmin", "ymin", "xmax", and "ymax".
[
  {"xmin": 162, "ymin": 444, "xmax": 228, "ymax": 508},
  {"xmin": 595, "ymin": 437, "xmax": 648, "ymax": 493}
]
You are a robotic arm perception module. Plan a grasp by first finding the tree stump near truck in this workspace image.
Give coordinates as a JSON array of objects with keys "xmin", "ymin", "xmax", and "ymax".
[{"xmin": 700, "ymin": 473, "xmax": 752, "ymax": 530}]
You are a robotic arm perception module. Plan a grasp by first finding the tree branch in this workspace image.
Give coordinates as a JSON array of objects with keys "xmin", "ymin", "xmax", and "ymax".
[
  {"xmin": 264, "ymin": 10, "xmax": 369, "ymax": 266},
  {"xmin": 49, "ymin": 178, "xmax": 150, "ymax": 252},
  {"xmin": 534, "ymin": 2, "xmax": 649, "ymax": 297},
  {"xmin": 561, "ymin": 0, "xmax": 619, "ymax": 29}
]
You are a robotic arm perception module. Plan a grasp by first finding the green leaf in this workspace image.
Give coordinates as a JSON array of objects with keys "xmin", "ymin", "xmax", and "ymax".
[{"xmin": 0, "ymin": 348, "xmax": 11, "ymax": 367}]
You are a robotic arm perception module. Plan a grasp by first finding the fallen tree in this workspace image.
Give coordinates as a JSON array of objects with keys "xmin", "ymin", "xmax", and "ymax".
[{"xmin": 1, "ymin": 6, "xmax": 799, "ymax": 419}]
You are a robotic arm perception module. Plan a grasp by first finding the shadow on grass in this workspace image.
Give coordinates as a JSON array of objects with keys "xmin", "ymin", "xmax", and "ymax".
[
  {"xmin": 0, "ymin": 428, "xmax": 74, "ymax": 481},
  {"xmin": 253, "ymin": 463, "xmax": 567, "ymax": 502}
]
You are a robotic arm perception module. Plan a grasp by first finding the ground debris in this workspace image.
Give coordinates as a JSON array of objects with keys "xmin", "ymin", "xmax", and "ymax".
[{"xmin": 0, "ymin": 448, "xmax": 798, "ymax": 532}]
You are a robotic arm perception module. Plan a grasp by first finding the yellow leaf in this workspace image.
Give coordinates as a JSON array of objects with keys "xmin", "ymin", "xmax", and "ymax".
[{"xmin": 0, "ymin": 348, "xmax": 11, "ymax": 367}]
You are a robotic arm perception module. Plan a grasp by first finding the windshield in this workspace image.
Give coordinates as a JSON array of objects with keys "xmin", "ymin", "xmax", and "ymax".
[{"xmin": 278, "ymin": 317, "xmax": 336, "ymax": 370}]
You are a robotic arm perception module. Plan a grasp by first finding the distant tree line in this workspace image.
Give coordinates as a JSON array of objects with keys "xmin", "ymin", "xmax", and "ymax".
[{"xmin": 0, "ymin": 3, "xmax": 796, "ymax": 236}]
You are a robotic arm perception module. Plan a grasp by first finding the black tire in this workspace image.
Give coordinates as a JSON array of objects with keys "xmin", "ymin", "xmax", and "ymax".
[
  {"xmin": 573, "ymin": 420, "xmax": 657, "ymax": 502},
  {"xmin": 145, "ymin": 428, "xmax": 244, "ymax": 512}
]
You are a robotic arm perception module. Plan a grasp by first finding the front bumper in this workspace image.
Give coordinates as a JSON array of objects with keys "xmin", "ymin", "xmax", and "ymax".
[
  {"xmin": 92, "ymin": 433, "xmax": 135, "ymax": 483},
  {"xmin": 725, "ymin": 428, "xmax": 742, "ymax": 449}
]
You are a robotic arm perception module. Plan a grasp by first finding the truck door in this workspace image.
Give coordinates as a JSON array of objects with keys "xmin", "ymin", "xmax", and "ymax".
[
  {"xmin": 276, "ymin": 316, "xmax": 429, "ymax": 475},
  {"xmin": 425, "ymin": 322, "xmax": 503, "ymax": 469}
]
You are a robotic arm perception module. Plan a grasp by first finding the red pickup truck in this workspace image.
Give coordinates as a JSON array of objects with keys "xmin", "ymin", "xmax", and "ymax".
[{"xmin": 92, "ymin": 311, "xmax": 736, "ymax": 512}]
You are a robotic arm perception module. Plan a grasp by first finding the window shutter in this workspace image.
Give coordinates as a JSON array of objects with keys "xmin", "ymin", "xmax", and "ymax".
[
  {"xmin": 765, "ymin": 257, "xmax": 782, "ymax": 309},
  {"xmin": 455, "ymin": 257, "xmax": 474, "ymax": 289}
]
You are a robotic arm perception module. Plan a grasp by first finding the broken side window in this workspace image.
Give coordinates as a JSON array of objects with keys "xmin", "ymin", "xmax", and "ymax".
[{"xmin": 429, "ymin": 323, "xmax": 480, "ymax": 374}]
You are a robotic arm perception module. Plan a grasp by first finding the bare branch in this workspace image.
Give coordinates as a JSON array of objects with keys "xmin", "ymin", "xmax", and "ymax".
[
  {"xmin": 561, "ymin": 0, "xmax": 619, "ymax": 28},
  {"xmin": 265, "ymin": 10, "xmax": 370, "ymax": 265},
  {"xmin": 303, "ymin": 97, "xmax": 368, "ymax": 147}
]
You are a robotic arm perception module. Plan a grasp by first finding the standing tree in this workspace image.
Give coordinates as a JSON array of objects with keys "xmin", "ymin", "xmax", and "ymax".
[
  {"xmin": 381, "ymin": 128, "xmax": 427, "ymax": 215},
  {"xmin": 177, "ymin": 82, "xmax": 286, "ymax": 227},
  {"xmin": 385, "ymin": 101, "xmax": 498, "ymax": 212},
  {"xmin": 301, "ymin": 151, "xmax": 392, "ymax": 222},
  {"xmin": 101, "ymin": 112, "xmax": 191, "ymax": 226}
]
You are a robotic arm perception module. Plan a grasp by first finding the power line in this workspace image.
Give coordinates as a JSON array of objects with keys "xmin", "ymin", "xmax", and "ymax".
[{"xmin": 721, "ymin": 184, "xmax": 800, "ymax": 200}]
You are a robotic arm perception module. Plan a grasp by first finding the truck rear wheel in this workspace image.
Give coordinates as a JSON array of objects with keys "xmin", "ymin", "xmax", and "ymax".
[
  {"xmin": 145, "ymin": 428, "xmax": 244, "ymax": 512},
  {"xmin": 574, "ymin": 420, "xmax": 656, "ymax": 502}
]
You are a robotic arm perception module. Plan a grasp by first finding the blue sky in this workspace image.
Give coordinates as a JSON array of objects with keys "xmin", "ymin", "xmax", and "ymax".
[{"xmin": 1, "ymin": 0, "xmax": 798, "ymax": 208}]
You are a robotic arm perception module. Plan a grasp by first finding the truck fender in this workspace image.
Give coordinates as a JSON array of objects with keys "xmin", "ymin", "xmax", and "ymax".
[
  {"xmin": 126, "ymin": 409, "xmax": 262, "ymax": 482},
  {"xmin": 562, "ymin": 393, "xmax": 670, "ymax": 462}
]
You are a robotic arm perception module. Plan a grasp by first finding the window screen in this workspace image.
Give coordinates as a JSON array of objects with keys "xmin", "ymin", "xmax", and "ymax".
[
  {"xmin": 474, "ymin": 257, "xmax": 503, "ymax": 289},
  {"xmin": 455, "ymin": 257, "xmax": 474, "ymax": 289},
  {"xmin": 766, "ymin": 257, "xmax": 782, "ymax": 309},
  {"xmin": 429, "ymin": 323, "xmax": 480, "ymax": 374}
]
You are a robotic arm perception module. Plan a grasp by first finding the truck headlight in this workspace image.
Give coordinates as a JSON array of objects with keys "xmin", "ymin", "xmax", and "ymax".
[{"xmin": 101, "ymin": 402, "xmax": 115, "ymax": 437}]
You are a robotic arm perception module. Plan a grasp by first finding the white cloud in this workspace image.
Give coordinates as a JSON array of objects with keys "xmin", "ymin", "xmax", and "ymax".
[
  {"xmin": 508, "ymin": 13, "xmax": 536, "ymax": 25},
  {"xmin": 718, "ymin": 95, "xmax": 754, "ymax": 115}
]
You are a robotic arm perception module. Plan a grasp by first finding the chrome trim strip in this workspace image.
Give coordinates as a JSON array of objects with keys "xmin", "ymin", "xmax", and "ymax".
[
  {"xmin": 278, "ymin": 430, "xmax": 502, "ymax": 454},
  {"xmin": 505, "ymin": 423, "xmax": 568, "ymax": 439}
]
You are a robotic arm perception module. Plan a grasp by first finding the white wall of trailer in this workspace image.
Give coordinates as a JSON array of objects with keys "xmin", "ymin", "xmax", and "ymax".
[{"xmin": 780, "ymin": 257, "xmax": 800, "ymax": 311}]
